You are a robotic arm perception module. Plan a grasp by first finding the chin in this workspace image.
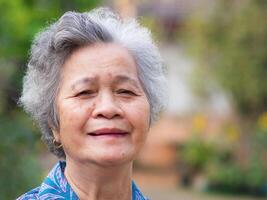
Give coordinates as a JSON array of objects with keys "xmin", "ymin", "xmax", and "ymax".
[{"xmin": 92, "ymin": 150, "xmax": 136, "ymax": 167}]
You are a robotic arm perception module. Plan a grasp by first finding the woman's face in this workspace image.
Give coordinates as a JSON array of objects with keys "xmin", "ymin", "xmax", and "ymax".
[{"xmin": 54, "ymin": 43, "xmax": 150, "ymax": 166}]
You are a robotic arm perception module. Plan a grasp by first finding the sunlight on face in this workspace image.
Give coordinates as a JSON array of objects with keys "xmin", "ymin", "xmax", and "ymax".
[{"xmin": 55, "ymin": 43, "xmax": 150, "ymax": 166}]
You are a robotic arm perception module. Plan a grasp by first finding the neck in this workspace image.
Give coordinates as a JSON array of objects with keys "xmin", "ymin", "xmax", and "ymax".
[{"xmin": 64, "ymin": 157, "xmax": 133, "ymax": 200}]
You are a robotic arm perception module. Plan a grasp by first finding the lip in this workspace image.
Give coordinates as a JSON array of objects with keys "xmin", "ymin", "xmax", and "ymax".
[{"xmin": 87, "ymin": 128, "xmax": 129, "ymax": 137}]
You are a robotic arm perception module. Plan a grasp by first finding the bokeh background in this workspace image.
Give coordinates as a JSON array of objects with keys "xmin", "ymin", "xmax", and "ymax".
[{"xmin": 1, "ymin": 0, "xmax": 267, "ymax": 199}]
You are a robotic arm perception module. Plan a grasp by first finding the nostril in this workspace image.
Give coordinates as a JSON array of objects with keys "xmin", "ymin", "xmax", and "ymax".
[
  {"xmin": 94, "ymin": 110, "xmax": 123, "ymax": 119},
  {"xmin": 91, "ymin": 97, "xmax": 124, "ymax": 119}
]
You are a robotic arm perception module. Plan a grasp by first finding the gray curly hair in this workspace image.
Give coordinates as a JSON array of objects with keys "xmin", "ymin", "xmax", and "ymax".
[{"xmin": 19, "ymin": 7, "xmax": 167, "ymax": 158}]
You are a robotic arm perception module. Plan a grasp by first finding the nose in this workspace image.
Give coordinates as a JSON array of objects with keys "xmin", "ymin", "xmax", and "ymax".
[{"xmin": 92, "ymin": 91, "xmax": 123, "ymax": 119}]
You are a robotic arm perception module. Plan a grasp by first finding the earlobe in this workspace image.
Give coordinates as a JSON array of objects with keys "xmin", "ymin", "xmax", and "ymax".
[
  {"xmin": 49, "ymin": 124, "xmax": 60, "ymax": 142},
  {"xmin": 48, "ymin": 119, "xmax": 61, "ymax": 142},
  {"xmin": 51, "ymin": 128, "xmax": 60, "ymax": 142},
  {"xmin": 50, "ymin": 127, "xmax": 63, "ymax": 149}
]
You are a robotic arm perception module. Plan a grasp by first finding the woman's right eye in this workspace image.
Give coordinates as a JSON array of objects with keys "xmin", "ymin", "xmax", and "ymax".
[{"xmin": 76, "ymin": 90, "xmax": 95, "ymax": 97}]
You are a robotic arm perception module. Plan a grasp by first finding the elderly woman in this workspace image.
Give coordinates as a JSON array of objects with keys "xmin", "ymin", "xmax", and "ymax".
[{"xmin": 18, "ymin": 7, "xmax": 166, "ymax": 200}]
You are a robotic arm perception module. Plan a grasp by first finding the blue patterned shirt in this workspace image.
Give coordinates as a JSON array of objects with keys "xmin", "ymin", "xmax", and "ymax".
[{"xmin": 17, "ymin": 161, "xmax": 148, "ymax": 200}]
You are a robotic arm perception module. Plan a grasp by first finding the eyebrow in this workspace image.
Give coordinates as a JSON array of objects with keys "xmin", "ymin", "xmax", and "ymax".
[
  {"xmin": 70, "ymin": 74, "xmax": 141, "ymax": 91},
  {"xmin": 71, "ymin": 77, "xmax": 97, "ymax": 91},
  {"xmin": 112, "ymin": 75, "xmax": 140, "ymax": 88}
]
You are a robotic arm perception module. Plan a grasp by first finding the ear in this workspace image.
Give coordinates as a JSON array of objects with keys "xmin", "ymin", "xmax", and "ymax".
[
  {"xmin": 48, "ymin": 119, "xmax": 61, "ymax": 142},
  {"xmin": 51, "ymin": 128, "xmax": 61, "ymax": 142}
]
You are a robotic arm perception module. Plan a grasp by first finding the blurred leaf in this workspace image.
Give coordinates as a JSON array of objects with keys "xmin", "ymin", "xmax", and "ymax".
[{"xmin": 183, "ymin": 0, "xmax": 267, "ymax": 116}]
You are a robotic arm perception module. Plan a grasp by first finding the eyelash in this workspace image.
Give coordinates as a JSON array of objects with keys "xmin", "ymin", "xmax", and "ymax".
[
  {"xmin": 116, "ymin": 89, "xmax": 136, "ymax": 96},
  {"xmin": 75, "ymin": 89, "xmax": 136, "ymax": 98},
  {"xmin": 76, "ymin": 90, "xmax": 95, "ymax": 96}
]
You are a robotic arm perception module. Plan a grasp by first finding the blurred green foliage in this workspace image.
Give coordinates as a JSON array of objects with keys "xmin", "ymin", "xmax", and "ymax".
[
  {"xmin": 181, "ymin": 124, "xmax": 267, "ymax": 196},
  {"xmin": 181, "ymin": 134, "xmax": 216, "ymax": 171},
  {"xmin": 181, "ymin": 1, "xmax": 267, "ymax": 195},
  {"xmin": 206, "ymin": 126, "xmax": 267, "ymax": 196},
  {"xmin": 183, "ymin": 0, "xmax": 267, "ymax": 117},
  {"xmin": 207, "ymin": 120, "xmax": 267, "ymax": 196},
  {"xmin": 0, "ymin": 0, "xmax": 100, "ymax": 198}
]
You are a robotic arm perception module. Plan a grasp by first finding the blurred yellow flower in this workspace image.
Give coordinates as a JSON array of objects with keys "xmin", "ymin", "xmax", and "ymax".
[
  {"xmin": 258, "ymin": 112, "xmax": 267, "ymax": 130},
  {"xmin": 192, "ymin": 114, "xmax": 207, "ymax": 133},
  {"xmin": 226, "ymin": 126, "xmax": 240, "ymax": 143}
]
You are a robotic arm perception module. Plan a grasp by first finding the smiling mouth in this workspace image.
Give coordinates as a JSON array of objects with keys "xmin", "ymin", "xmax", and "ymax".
[
  {"xmin": 87, "ymin": 128, "xmax": 129, "ymax": 137},
  {"xmin": 87, "ymin": 132, "xmax": 129, "ymax": 137}
]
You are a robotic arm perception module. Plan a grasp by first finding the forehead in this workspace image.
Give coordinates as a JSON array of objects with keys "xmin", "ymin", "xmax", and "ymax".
[
  {"xmin": 62, "ymin": 43, "xmax": 137, "ymax": 73},
  {"xmin": 60, "ymin": 43, "xmax": 140, "ymax": 88}
]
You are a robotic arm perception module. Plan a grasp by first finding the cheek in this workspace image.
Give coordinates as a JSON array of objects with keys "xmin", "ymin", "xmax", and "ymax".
[
  {"xmin": 126, "ymin": 98, "xmax": 150, "ymax": 133},
  {"xmin": 130, "ymin": 102, "xmax": 150, "ymax": 152},
  {"xmin": 58, "ymin": 100, "xmax": 94, "ymax": 131}
]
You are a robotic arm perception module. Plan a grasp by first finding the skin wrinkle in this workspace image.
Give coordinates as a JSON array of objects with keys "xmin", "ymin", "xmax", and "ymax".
[{"xmin": 65, "ymin": 158, "xmax": 132, "ymax": 200}]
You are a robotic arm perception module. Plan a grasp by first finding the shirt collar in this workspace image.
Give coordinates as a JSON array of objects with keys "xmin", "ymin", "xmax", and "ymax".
[{"xmin": 37, "ymin": 161, "xmax": 148, "ymax": 200}]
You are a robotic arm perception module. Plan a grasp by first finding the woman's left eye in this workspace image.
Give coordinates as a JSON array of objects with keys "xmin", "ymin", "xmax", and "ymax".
[{"xmin": 116, "ymin": 89, "xmax": 136, "ymax": 96}]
